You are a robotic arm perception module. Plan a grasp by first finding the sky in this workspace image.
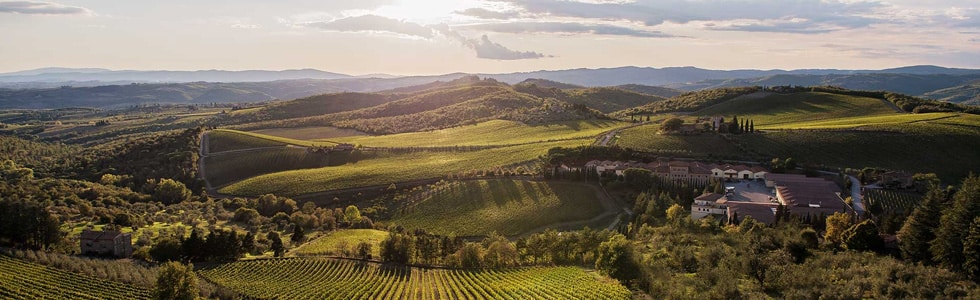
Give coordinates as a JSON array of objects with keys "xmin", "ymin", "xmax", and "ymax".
[{"xmin": 1, "ymin": 0, "xmax": 978, "ymax": 75}]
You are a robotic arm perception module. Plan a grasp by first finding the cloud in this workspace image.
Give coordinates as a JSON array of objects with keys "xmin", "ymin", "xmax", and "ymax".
[
  {"xmin": 302, "ymin": 15, "xmax": 548, "ymax": 60},
  {"xmin": 0, "ymin": 1, "xmax": 90, "ymax": 15},
  {"xmin": 466, "ymin": 22, "xmax": 678, "ymax": 37},
  {"xmin": 492, "ymin": 0, "xmax": 883, "ymax": 33},
  {"xmin": 470, "ymin": 35, "xmax": 547, "ymax": 60},
  {"xmin": 455, "ymin": 7, "xmax": 520, "ymax": 20},
  {"xmin": 303, "ymin": 14, "xmax": 435, "ymax": 38}
]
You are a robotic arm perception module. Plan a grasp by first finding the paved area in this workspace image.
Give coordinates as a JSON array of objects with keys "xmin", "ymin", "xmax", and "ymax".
[{"xmin": 723, "ymin": 180, "xmax": 777, "ymax": 204}]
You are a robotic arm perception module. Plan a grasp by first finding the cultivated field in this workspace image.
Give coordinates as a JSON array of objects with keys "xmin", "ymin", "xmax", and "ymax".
[
  {"xmin": 391, "ymin": 180, "xmax": 608, "ymax": 236},
  {"xmin": 207, "ymin": 129, "xmax": 289, "ymax": 153},
  {"xmin": 293, "ymin": 229, "xmax": 389, "ymax": 258},
  {"xmin": 199, "ymin": 257, "xmax": 631, "ymax": 300},
  {"xmin": 864, "ymin": 189, "xmax": 924, "ymax": 215},
  {"xmin": 0, "ymin": 255, "xmax": 151, "ymax": 300},
  {"xmin": 697, "ymin": 92, "xmax": 899, "ymax": 126},
  {"xmin": 251, "ymin": 126, "xmax": 368, "ymax": 140},
  {"xmin": 218, "ymin": 139, "xmax": 588, "ymax": 196},
  {"xmin": 331, "ymin": 119, "xmax": 626, "ymax": 147},
  {"xmin": 757, "ymin": 112, "xmax": 979, "ymax": 130},
  {"xmin": 204, "ymin": 147, "xmax": 334, "ymax": 187},
  {"xmin": 615, "ymin": 123, "xmax": 746, "ymax": 157}
]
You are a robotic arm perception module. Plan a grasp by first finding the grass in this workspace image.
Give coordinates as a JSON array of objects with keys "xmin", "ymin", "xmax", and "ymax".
[
  {"xmin": 757, "ymin": 112, "xmax": 975, "ymax": 130},
  {"xmin": 0, "ymin": 255, "xmax": 151, "ymax": 299},
  {"xmin": 207, "ymin": 129, "xmax": 288, "ymax": 153},
  {"xmin": 616, "ymin": 123, "xmax": 747, "ymax": 157},
  {"xmin": 250, "ymin": 126, "xmax": 368, "ymax": 140},
  {"xmin": 218, "ymin": 139, "xmax": 589, "ymax": 196},
  {"xmin": 329, "ymin": 119, "xmax": 626, "ymax": 147},
  {"xmin": 697, "ymin": 92, "xmax": 899, "ymax": 127},
  {"xmin": 391, "ymin": 180, "xmax": 607, "ymax": 236},
  {"xmin": 205, "ymin": 148, "xmax": 334, "ymax": 187},
  {"xmin": 199, "ymin": 257, "xmax": 630, "ymax": 300},
  {"xmin": 731, "ymin": 126, "xmax": 980, "ymax": 182},
  {"xmin": 292, "ymin": 229, "xmax": 389, "ymax": 258}
]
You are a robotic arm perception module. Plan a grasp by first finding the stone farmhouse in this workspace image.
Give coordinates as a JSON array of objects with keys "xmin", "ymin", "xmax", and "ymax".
[{"xmin": 80, "ymin": 230, "xmax": 133, "ymax": 258}]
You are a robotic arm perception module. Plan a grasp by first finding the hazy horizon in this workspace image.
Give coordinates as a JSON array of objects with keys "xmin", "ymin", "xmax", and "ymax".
[{"xmin": 2, "ymin": 0, "xmax": 978, "ymax": 75}]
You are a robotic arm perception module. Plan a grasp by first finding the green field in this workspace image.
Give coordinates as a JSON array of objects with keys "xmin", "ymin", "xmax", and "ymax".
[
  {"xmin": 207, "ymin": 129, "xmax": 289, "ymax": 153},
  {"xmin": 391, "ymin": 180, "xmax": 608, "ymax": 236},
  {"xmin": 0, "ymin": 255, "xmax": 151, "ymax": 300},
  {"xmin": 731, "ymin": 128, "xmax": 980, "ymax": 182},
  {"xmin": 293, "ymin": 229, "xmax": 389, "ymax": 258},
  {"xmin": 205, "ymin": 148, "xmax": 334, "ymax": 187},
  {"xmin": 200, "ymin": 257, "xmax": 630, "ymax": 300},
  {"xmin": 330, "ymin": 119, "xmax": 625, "ymax": 147},
  {"xmin": 615, "ymin": 123, "xmax": 747, "ymax": 157},
  {"xmin": 218, "ymin": 139, "xmax": 588, "ymax": 196},
  {"xmin": 758, "ymin": 112, "xmax": 979, "ymax": 130},
  {"xmin": 251, "ymin": 126, "xmax": 368, "ymax": 140},
  {"xmin": 697, "ymin": 92, "xmax": 900, "ymax": 127}
]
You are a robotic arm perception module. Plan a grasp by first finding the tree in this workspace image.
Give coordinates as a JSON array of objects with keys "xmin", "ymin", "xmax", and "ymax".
[
  {"xmin": 356, "ymin": 241, "xmax": 373, "ymax": 259},
  {"xmin": 784, "ymin": 158, "xmax": 797, "ymax": 171},
  {"xmin": 154, "ymin": 261, "xmax": 198, "ymax": 300},
  {"xmin": 150, "ymin": 237, "xmax": 183, "ymax": 262},
  {"xmin": 931, "ymin": 174, "xmax": 980, "ymax": 271},
  {"xmin": 897, "ymin": 185, "xmax": 945, "ymax": 262},
  {"xmin": 268, "ymin": 232, "xmax": 285, "ymax": 257},
  {"xmin": 595, "ymin": 233, "xmax": 638, "ymax": 284},
  {"xmin": 291, "ymin": 224, "xmax": 306, "ymax": 244},
  {"xmin": 666, "ymin": 204, "xmax": 688, "ymax": 228},
  {"xmin": 458, "ymin": 243, "xmax": 484, "ymax": 269},
  {"xmin": 729, "ymin": 115, "xmax": 739, "ymax": 133},
  {"xmin": 662, "ymin": 118, "xmax": 684, "ymax": 132},
  {"xmin": 824, "ymin": 212, "xmax": 853, "ymax": 247},
  {"xmin": 962, "ymin": 217, "xmax": 980, "ymax": 280},
  {"xmin": 842, "ymin": 220, "xmax": 883, "ymax": 252},
  {"xmin": 749, "ymin": 120, "xmax": 755, "ymax": 133},
  {"xmin": 344, "ymin": 205, "xmax": 362, "ymax": 225},
  {"xmin": 154, "ymin": 178, "xmax": 191, "ymax": 205}
]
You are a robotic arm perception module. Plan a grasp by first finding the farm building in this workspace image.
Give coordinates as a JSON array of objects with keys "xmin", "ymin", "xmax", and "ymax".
[
  {"xmin": 584, "ymin": 159, "xmax": 767, "ymax": 183},
  {"xmin": 691, "ymin": 173, "xmax": 848, "ymax": 225},
  {"xmin": 80, "ymin": 230, "xmax": 133, "ymax": 258}
]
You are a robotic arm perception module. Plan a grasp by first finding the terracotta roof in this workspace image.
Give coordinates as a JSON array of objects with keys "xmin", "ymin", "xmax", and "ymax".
[
  {"xmin": 696, "ymin": 193, "xmax": 724, "ymax": 202},
  {"xmin": 728, "ymin": 202, "xmax": 778, "ymax": 224},
  {"xmin": 80, "ymin": 230, "xmax": 124, "ymax": 241}
]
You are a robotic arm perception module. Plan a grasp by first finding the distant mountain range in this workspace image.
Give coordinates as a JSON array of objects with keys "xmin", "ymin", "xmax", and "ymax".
[{"xmin": 0, "ymin": 65, "xmax": 978, "ymax": 109}]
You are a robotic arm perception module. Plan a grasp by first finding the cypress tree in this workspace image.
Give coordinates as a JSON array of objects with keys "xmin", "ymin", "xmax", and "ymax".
[
  {"xmin": 930, "ymin": 174, "xmax": 980, "ymax": 270},
  {"xmin": 750, "ymin": 120, "xmax": 755, "ymax": 133},
  {"xmin": 897, "ymin": 185, "xmax": 945, "ymax": 262},
  {"xmin": 963, "ymin": 217, "xmax": 980, "ymax": 280}
]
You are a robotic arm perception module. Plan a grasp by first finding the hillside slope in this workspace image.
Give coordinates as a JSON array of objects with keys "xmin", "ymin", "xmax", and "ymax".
[{"xmin": 696, "ymin": 92, "xmax": 900, "ymax": 126}]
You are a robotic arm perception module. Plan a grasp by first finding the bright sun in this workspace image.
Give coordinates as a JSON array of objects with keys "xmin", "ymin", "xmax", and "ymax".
[{"xmin": 376, "ymin": 0, "xmax": 481, "ymax": 24}]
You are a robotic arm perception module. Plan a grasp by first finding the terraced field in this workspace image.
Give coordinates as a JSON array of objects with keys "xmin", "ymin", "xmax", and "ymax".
[
  {"xmin": 218, "ymin": 139, "xmax": 588, "ymax": 196},
  {"xmin": 391, "ymin": 180, "xmax": 608, "ymax": 236},
  {"xmin": 293, "ymin": 229, "xmax": 389, "ymax": 258},
  {"xmin": 331, "ymin": 119, "xmax": 626, "ymax": 147},
  {"xmin": 0, "ymin": 255, "xmax": 151, "ymax": 300},
  {"xmin": 200, "ymin": 258, "xmax": 631, "ymax": 300}
]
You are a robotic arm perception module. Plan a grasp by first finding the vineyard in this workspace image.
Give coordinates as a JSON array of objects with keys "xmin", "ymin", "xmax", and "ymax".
[
  {"xmin": 218, "ymin": 139, "xmax": 588, "ymax": 196},
  {"xmin": 864, "ymin": 189, "xmax": 924, "ymax": 215},
  {"xmin": 391, "ymin": 179, "xmax": 609, "ymax": 236},
  {"xmin": 0, "ymin": 255, "xmax": 151, "ymax": 300},
  {"xmin": 616, "ymin": 123, "xmax": 747, "ymax": 156},
  {"xmin": 293, "ymin": 229, "xmax": 389, "ymax": 258},
  {"xmin": 330, "ymin": 119, "xmax": 626, "ymax": 148},
  {"xmin": 199, "ymin": 257, "xmax": 631, "ymax": 300},
  {"xmin": 697, "ymin": 92, "xmax": 899, "ymax": 128}
]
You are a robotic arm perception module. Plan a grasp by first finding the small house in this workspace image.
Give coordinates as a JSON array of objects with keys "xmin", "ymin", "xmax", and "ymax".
[{"xmin": 80, "ymin": 230, "xmax": 133, "ymax": 258}]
